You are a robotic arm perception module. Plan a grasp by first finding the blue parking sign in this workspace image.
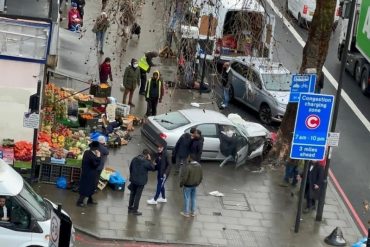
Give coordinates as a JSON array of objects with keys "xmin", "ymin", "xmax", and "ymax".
[
  {"xmin": 290, "ymin": 93, "xmax": 334, "ymax": 160},
  {"xmin": 289, "ymin": 74, "xmax": 316, "ymax": 103}
]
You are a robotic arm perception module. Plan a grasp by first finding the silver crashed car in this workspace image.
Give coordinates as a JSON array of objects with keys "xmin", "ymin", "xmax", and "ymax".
[{"xmin": 141, "ymin": 108, "xmax": 270, "ymax": 166}]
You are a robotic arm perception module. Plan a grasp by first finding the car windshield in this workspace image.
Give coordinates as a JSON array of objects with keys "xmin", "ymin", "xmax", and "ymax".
[
  {"xmin": 17, "ymin": 181, "xmax": 49, "ymax": 221},
  {"xmin": 261, "ymin": 73, "xmax": 291, "ymax": 91},
  {"xmin": 153, "ymin": 111, "xmax": 190, "ymax": 130}
]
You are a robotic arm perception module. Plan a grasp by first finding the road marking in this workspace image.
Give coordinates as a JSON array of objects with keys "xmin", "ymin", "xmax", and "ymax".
[
  {"xmin": 329, "ymin": 169, "xmax": 367, "ymax": 235},
  {"xmin": 266, "ymin": 0, "xmax": 370, "ymax": 133}
]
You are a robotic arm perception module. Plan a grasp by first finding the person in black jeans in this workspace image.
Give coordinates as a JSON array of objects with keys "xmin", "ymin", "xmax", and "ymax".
[
  {"xmin": 128, "ymin": 149, "xmax": 155, "ymax": 215},
  {"xmin": 144, "ymin": 71, "xmax": 164, "ymax": 117}
]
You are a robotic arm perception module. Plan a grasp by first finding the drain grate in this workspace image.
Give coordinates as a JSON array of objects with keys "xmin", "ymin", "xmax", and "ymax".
[
  {"xmin": 220, "ymin": 193, "xmax": 250, "ymax": 211},
  {"xmin": 145, "ymin": 221, "xmax": 156, "ymax": 226},
  {"xmin": 213, "ymin": 212, "xmax": 222, "ymax": 216}
]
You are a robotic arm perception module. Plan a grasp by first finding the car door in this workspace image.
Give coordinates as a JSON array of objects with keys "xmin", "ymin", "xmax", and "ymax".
[
  {"xmin": 194, "ymin": 123, "xmax": 220, "ymax": 159},
  {"xmin": 230, "ymin": 62, "xmax": 248, "ymax": 99},
  {"xmin": 0, "ymin": 197, "xmax": 32, "ymax": 246},
  {"xmin": 217, "ymin": 125, "xmax": 250, "ymax": 167},
  {"xmin": 248, "ymin": 70, "xmax": 264, "ymax": 111}
]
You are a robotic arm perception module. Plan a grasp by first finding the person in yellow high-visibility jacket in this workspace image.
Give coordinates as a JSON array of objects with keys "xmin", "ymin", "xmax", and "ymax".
[
  {"xmin": 138, "ymin": 51, "xmax": 158, "ymax": 95},
  {"xmin": 144, "ymin": 71, "xmax": 164, "ymax": 117}
]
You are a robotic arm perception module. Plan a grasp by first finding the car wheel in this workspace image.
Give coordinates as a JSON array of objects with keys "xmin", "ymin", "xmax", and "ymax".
[
  {"xmin": 298, "ymin": 13, "xmax": 304, "ymax": 27},
  {"xmin": 259, "ymin": 104, "xmax": 272, "ymax": 125},
  {"xmin": 354, "ymin": 62, "xmax": 362, "ymax": 84},
  {"xmin": 229, "ymin": 85, "xmax": 234, "ymax": 102},
  {"xmin": 360, "ymin": 67, "xmax": 370, "ymax": 96}
]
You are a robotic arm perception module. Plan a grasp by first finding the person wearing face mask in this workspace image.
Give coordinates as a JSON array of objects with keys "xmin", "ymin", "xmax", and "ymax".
[
  {"xmin": 99, "ymin": 57, "xmax": 113, "ymax": 84},
  {"xmin": 122, "ymin": 58, "xmax": 141, "ymax": 106},
  {"xmin": 220, "ymin": 62, "xmax": 231, "ymax": 109}
]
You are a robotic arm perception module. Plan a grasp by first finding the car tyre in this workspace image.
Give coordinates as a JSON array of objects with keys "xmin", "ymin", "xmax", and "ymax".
[
  {"xmin": 360, "ymin": 66, "xmax": 370, "ymax": 96},
  {"xmin": 259, "ymin": 104, "xmax": 272, "ymax": 125},
  {"xmin": 354, "ymin": 62, "xmax": 362, "ymax": 84}
]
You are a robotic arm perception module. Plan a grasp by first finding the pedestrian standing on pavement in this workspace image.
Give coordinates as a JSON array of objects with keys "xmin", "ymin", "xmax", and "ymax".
[
  {"xmin": 122, "ymin": 58, "xmax": 141, "ymax": 106},
  {"xmin": 147, "ymin": 144, "xmax": 171, "ymax": 205},
  {"xmin": 68, "ymin": 2, "xmax": 82, "ymax": 32},
  {"xmin": 172, "ymin": 127, "xmax": 196, "ymax": 173},
  {"xmin": 92, "ymin": 12, "xmax": 110, "ymax": 55},
  {"xmin": 96, "ymin": 136, "xmax": 109, "ymax": 189},
  {"xmin": 138, "ymin": 51, "xmax": 158, "ymax": 95},
  {"xmin": 77, "ymin": 141, "xmax": 101, "ymax": 207},
  {"xmin": 220, "ymin": 62, "xmax": 231, "ymax": 109},
  {"xmin": 279, "ymin": 158, "xmax": 303, "ymax": 187},
  {"xmin": 99, "ymin": 57, "xmax": 113, "ymax": 83},
  {"xmin": 128, "ymin": 149, "xmax": 156, "ymax": 215},
  {"xmin": 189, "ymin": 129, "xmax": 203, "ymax": 162},
  {"xmin": 180, "ymin": 154, "xmax": 203, "ymax": 217},
  {"xmin": 303, "ymin": 160, "xmax": 324, "ymax": 213},
  {"xmin": 144, "ymin": 71, "xmax": 164, "ymax": 117},
  {"xmin": 101, "ymin": 0, "xmax": 107, "ymax": 10}
]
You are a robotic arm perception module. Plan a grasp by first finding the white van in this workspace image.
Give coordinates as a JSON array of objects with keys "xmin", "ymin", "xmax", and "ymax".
[
  {"xmin": 286, "ymin": 0, "xmax": 341, "ymax": 28},
  {"xmin": 0, "ymin": 159, "xmax": 74, "ymax": 247},
  {"xmin": 179, "ymin": 0, "xmax": 275, "ymax": 61}
]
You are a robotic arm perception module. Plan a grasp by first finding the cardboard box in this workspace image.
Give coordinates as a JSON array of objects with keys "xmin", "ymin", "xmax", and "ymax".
[
  {"xmin": 121, "ymin": 118, "xmax": 133, "ymax": 130},
  {"xmin": 199, "ymin": 15, "xmax": 217, "ymax": 36}
]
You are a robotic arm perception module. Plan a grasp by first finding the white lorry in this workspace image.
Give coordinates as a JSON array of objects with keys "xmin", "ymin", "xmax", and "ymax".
[
  {"xmin": 337, "ymin": 0, "xmax": 370, "ymax": 95},
  {"xmin": 178, "ymin": 0, "xmax": 275, "ymax": 62},
  {"xmin": 0, "ymin": 159, "xmax": 75, "ymax": 247}
]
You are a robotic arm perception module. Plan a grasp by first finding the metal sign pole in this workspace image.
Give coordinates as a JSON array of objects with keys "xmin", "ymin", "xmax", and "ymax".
[
  {"xmin": 294, "ymin": 160, "xmax": 309, "ymax": 233},
  {"xmin": 315, "ymin": 0, "xmax": 357, "ymax": 222}
]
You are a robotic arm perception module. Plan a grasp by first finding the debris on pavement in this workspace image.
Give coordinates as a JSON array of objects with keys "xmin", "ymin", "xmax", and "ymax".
[{"xmin": 209, "ymin": 191, "xmax": 224, "ymax": 197}]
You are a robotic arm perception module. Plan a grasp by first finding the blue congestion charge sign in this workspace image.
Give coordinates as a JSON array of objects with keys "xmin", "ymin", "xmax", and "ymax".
[
  {"xmin": 289, "ymin": 74, "xmax": 316, "ymax": 103},
  {"xmin": 290, "ymin": 93, "xmax": 334, "ymax": 160}
]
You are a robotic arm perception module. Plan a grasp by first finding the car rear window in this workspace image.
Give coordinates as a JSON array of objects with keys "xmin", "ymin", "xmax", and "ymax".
[{"xmin": 153, "ymin": 111, "xmax": 190, "ymax": 130}]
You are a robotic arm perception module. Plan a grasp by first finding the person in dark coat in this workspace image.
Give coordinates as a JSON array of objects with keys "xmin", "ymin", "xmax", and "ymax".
[
  {"xmin": 303, "ymin": 160, "xmax": 325, "ymax": 213},
  {"xmin": 172, "ymin": 127, "xmax": 196, "ymax": 173},
  {"xmin": 147, "ymin": 145, "xmax": 171, "ymax": 205},
  {"xmin": 220, "ymin": 62, "xmax": 231, "ymax": 109},
  {"xmin": 190, "ymin": 129, "xmax": 203, "ymax": 162},
  {"xmin": 144, "ymin": 71, "xmax": 164, "ymax": 117},
  {"xmin": 128, "ymin": 149, "xmax": 156, "ymax": 215},
  {"xmin": 96, "ymin": 136, "xmax": 109, "ymax": 189},
  {"xmin": 219, "ymin": 127, "xmax": 238, "ymax": 167},
  {"xmin": 77, "ymin": 141, "xmax": 101, "ymax": 207},
  {"xmin": 122, "ymin": 58, "xmax": 141, "ymax": 106}
]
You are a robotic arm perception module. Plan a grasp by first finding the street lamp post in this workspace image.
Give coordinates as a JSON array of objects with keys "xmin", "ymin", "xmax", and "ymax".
[{"xmin": 315, "ymin": 0, "xmax": 357, "ymax": 221}]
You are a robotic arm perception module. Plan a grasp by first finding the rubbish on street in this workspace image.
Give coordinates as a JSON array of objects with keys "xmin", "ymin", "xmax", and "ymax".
[{"xmin": 209, "ymin": 191, "xmax": 224, "ymax": 197}]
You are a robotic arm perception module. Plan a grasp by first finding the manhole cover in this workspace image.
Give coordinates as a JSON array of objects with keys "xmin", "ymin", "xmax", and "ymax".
[
  {"xmin": 220, "ymin": 193, "xmax": 250, "ymax": 211},
  {"xmin": 145, "ymin": 221, "xmax": 155, "ymax": 226},
  {"xmin": 213, "ymin": 212, "xmax": 222, "ymax": 216}
]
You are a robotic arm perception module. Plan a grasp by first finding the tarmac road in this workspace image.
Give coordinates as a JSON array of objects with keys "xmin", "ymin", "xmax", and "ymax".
[{"xmin": 221, "ymin": 0, "xmax": 370, "ymax": 230}]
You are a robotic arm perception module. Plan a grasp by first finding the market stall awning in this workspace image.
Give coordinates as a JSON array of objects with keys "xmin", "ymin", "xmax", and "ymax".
[{"xmin": 50, "ymin": 28, "xmax": 97, "ymax": 89}]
